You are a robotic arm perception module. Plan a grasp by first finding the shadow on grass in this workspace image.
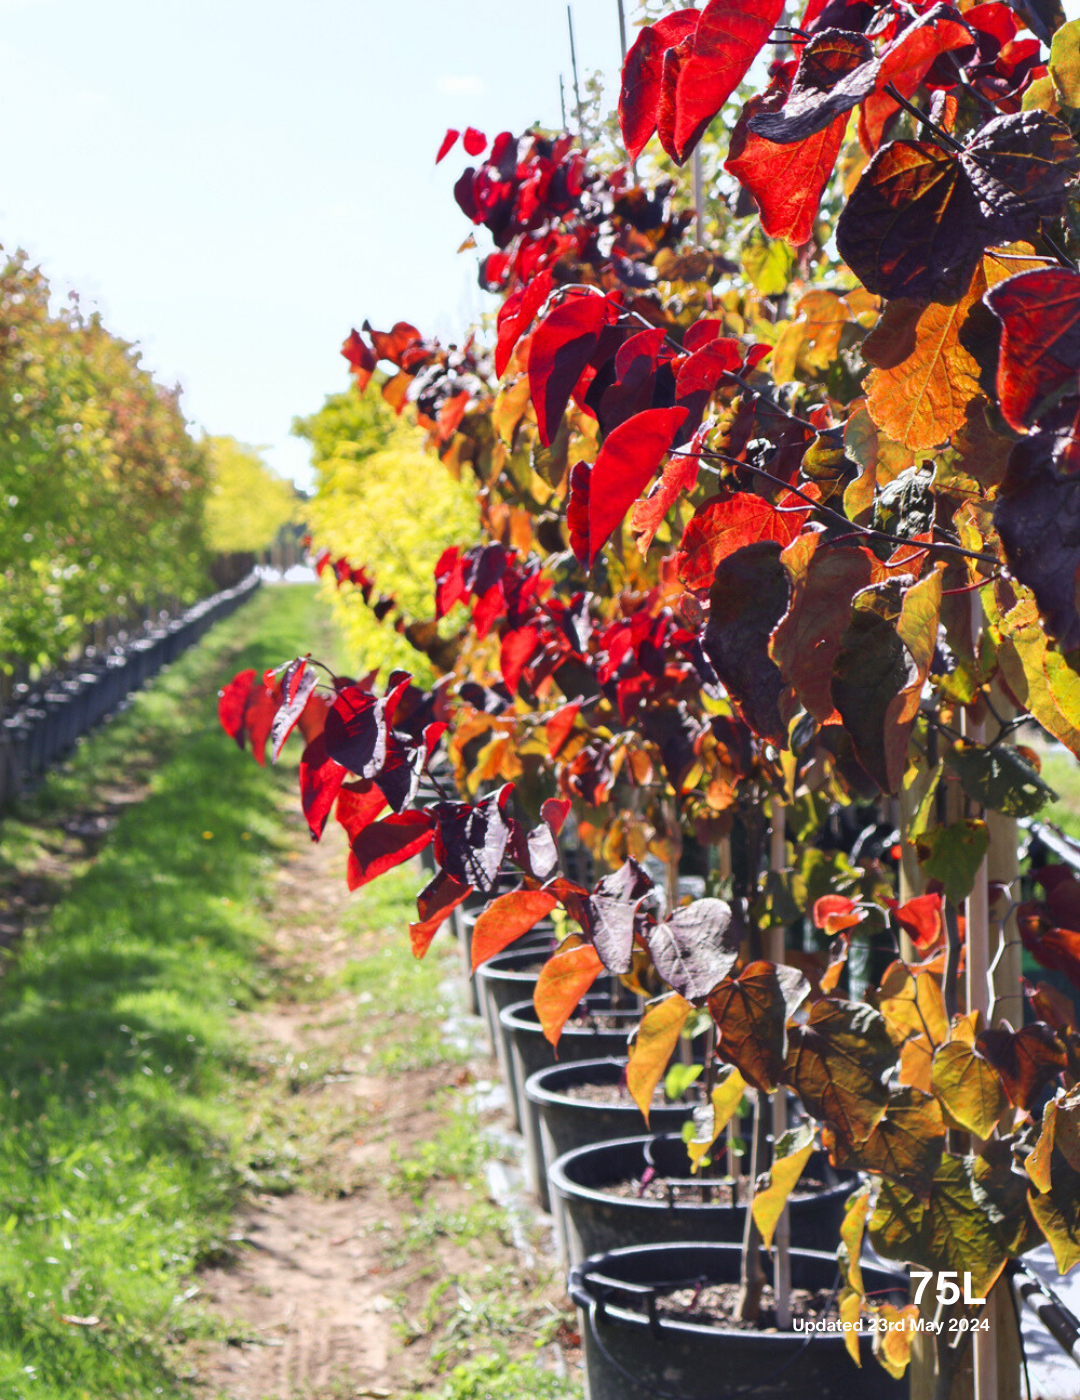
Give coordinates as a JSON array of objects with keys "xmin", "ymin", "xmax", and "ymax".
[{"xmin": 0, "ymin": 585, "xmax": 335, "ymax": 1400}]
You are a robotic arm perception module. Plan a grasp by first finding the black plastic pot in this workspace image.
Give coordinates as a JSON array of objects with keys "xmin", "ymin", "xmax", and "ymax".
[
  {"xmin": 569, "ymin": 1242, "xmax": 907, "ymax": 1400},
  {"xmin": 500, "ymin": 995, "xmax": 643, "ymax": 1210},
  {"xmin": 525, "ymin": 1059, "xmax": 697, "ymax": 1230},
  {"xmin": 458, "ymin": 906, "xmax": 554, "ymax": 1016},
  {"xmin": 475, "ymin": 945, "xmax": 554, "ymax": 1129},
  {"xmin": 550, "ymin": 1134, "xmax": 855, "ymax": 1266}
]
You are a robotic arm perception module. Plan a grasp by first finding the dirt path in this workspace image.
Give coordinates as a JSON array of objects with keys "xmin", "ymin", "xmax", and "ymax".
[{"xmin": 192, "ymin": 810, "xmax": 576, "ymax": 1399}]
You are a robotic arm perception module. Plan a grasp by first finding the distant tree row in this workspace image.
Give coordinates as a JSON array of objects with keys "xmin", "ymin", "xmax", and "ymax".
[{"xmin": 0, "ymin": 249, "xmax": 297, "ymax": 674}]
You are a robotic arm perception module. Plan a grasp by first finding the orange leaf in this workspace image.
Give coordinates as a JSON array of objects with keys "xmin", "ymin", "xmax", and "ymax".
[
  {"xmin": 812, "ymin": 895, "xmax": 862, "ymax": 936},
  {"xmin": 865, "ymin": 250, "xmax": 1045, "ymax": 451},
  {"xmin": 534, "ymin": 942, "xmax": 605, "ymax": 1049},
  {"xmin": 471, "ymin": 890, "xmax": 557, "ymax": 972},
  {"xmin": 893, "ymin": 892, "xmax": 943, "ymax": 950}
]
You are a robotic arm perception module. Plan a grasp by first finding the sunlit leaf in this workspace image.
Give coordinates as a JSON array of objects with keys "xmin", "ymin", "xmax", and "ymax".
[{"xmin": 628, "ymin": 993, "xmax": 692, "ymax": 1123}]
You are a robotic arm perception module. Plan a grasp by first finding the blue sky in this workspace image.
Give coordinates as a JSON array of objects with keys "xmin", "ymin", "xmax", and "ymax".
[{"xmin": 0, "ymin": 0, "xmax": 626, "ymax": 488}]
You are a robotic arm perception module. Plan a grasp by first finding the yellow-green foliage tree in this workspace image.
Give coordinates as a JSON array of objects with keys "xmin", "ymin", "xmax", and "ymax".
[
  {"xmin": 204, "ymin": 436, "xmax": 298, "ymax": 555},
  {"xmin": 293, "ymin": 388, "xmax": 479, "ymax": 685},
  {"xmin": 0, "ymin": 249, "xmax": 211, "ymax": 669}
]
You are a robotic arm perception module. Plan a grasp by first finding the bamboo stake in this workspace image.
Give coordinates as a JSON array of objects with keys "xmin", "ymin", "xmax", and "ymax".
[
  {"xmin": 962, "ymin": 597, "xmax": 1005, "ymax": 1400},
  {"xmin": 765, "ymin": 795, "xmax": 791, "ymax": 1330},
  {"xmin": 718, "ymin": 834, "xmax": 740, "ymax": 1181},
  {"xmin": 567, "ymin": 6, "xmax": 585, "ymax": 141},
  {"xmin": 693, "ymin": 145, "xmax": 706, "ymax": 247}
]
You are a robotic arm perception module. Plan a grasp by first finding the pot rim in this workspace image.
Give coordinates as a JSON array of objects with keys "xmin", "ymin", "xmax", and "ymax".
[
  {"xmin": 475, "ymin": 948, "xmax": 553, "ymax": 980},
  {"xmin": 550, "ymin": 1134, "xmax": 854, "ymax": 1214},
  {"xmin": 568, "ymin": 1240, "xmax": 905, "ymax": 1345},
  {"xmin": 524, "ymin": 1057, "xmax": 699, "ymax": 1115},
  {"xmin": 499, "ymin": 995, "xmax": 641, "ymax": 1037}
]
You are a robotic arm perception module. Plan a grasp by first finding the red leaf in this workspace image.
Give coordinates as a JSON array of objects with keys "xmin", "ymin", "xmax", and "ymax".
[
  {"xmin": 894, "ymin": 892, "xmax": 943, "ymax": 950},
  {"xmin": 244, "ymin": 684, "xmax": 281, "ymax": 768},
  {"xmin": 672, "ymin": 0, "xmax": 785, "ymax": 163},
  {"xmin": 541, "ymin": 797, "xmax": 571, "ymax": 835},
  {"xmin": 528, "ymin": 294, "xmax": 616, "ymax": 446},
  {"xmin": 675, "ymin": 338, "xmax": 744, "ymax": 398},
  {"xmin": 534, "ymin": 942, "xmax": 605, "ymax": 1048},
  {"xmin": 434, "ymin": 546, "xmax": 468, "ymax": 619},
  {"xmin": 812, "ymin": 894, "xmax": 863, "ymax": 935},
  {"xmin": 363, "ymin": 320, "xmax": 422, "ymax": 367},
  {"xmin": 435, "ymin": 128, "xmax": 459, "ymax": 164},
  {"xmin": 546, "ymin": 702, "xmax": 581, "ymax": 759},
  {"xmin": 495, "ymin": 269, "xmax": 554, "ymax": 379},
  {"xmin": 341, "ymin": 330, "xmax": 377, "ymax": 394},
  {"xmin": 631, "ymin": 441, "xmax": 702, "ymax": 554},
  {"xmin": 566, "ymin": 461, "xmax": 592, "ymax": 565},
  {"xmin": 619, "ymin": 9, "xmax": 701, "ymax": 163},
  {"xmin": 335, "ymin": 780, "xmax": 388, "ymax": 841},
  {"xmin": 985, "ymin": 268, "xmax": 1080, "ymax": 433},
  {"xmin": 296, "ymin": 691, "xmax": 331, "ymax": 746},
  {"xmin": 409, "ymin": 869, "xmax": 471, "ymax": 959},
  {"xmin": 726, "ymin": 89, "xmax": 845, "ymax": 246},
  {"xmin": 323, "ymin": 685, "xmax": 386, "ymax": 778},
  {"xmin": 346, "ymin": 812, "xmax": 434, "ymax": 892},
  {"xmin": 463, "ymin": 126, "xmax": 487, "ymax": 156},
  {"xmin": 269, "ymin": 659, "xmax": 319, "ymax": 764},
  {"xmin": 471, "ymin": 890, "xmax": 558, "ymax": 971},
  {"xmin": 677, "ymin": 490, "xmax": 811, "ymax": 591},
  {"xmin": 218, "ymin": 669, "xmax": 256, "ymax": 746},
  {"xmin": 298, "ymin": 735, "xmax": 346, "ymax": 841},
  {"xmin": 500, "ymin": 625, "xmax": 541, "ymax": 694},
  {"xmin": 588, "ymin": 406, "xmax": 688, "ymax": 567},
  {"xmin": 859, "ymin": 9, "xmax": 974, "ymax": 154}
]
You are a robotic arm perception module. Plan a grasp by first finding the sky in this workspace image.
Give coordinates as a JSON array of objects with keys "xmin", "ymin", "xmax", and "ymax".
[{"xmin": 0, "ymin": 0, "xmax": 629, "ymax": 490}]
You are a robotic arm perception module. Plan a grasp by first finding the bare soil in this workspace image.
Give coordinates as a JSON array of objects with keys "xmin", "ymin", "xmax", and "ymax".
[{"xmin": 191, "ymin": 813, "xmax": 576, "ymax": 1398}]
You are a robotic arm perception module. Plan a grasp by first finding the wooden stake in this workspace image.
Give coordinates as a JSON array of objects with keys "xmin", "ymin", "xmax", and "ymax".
[
  {"xmin": 693, "ymin": 144, "xmax": 706, "ymax": 247},
  {"xmin": 766, "ymin": 796, "xmax": 791, "ymax": 1330}
]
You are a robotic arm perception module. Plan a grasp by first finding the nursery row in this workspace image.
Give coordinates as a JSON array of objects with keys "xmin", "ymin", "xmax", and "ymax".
[
  {"xmin": 0, "ymin": 572, "xmax": 260, "ymax": 809},
  {"xmin": 225, "ymin": 8, "xmax": 1080, "ymax": 1399},
  {"xmin": 447, "ymin": 876, "xmax": 908, "ymax": 1400}
]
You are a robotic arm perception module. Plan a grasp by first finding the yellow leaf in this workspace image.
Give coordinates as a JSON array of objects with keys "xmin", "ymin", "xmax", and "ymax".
[
  {"xmin": 627, "ymin": 994, "xmax": 692, "ymax": 1125},
  {"xmin": 840, "ymin": 1183, "xmax": 872, "ymax": 1298},
  {"xmin": 899, "ymin": 1034, "xmax": 934, "ymax": 1093},
  {"xmin": 931, "ymin": 1039, "xmax": 1007, "ymax": 1138},
  {"xmin": 872, "ymin": 1304, "xmax": 920, "ymax": 1378},
  {"xmin": 1026, "ymin": 1098, "xmax": 1057, "ymax": 1194},
  {"xmin": 1050, "ymin": 19, "xmax": 1080, "ymax": 106},
  {"xmin": 839, "ymin": 1287, "xmax": 863, "ymax": 1367},
  {"xmin": 751, "ymin": 1123, "xmax": 815, "ymax": 1248},
  {"xmin": 878, "ymin": 963, "xmax": 948, "ymax": 1047},
  {"xmin": 686, "ymin": 1068, "xmax": 746, "ymax": 1172}
]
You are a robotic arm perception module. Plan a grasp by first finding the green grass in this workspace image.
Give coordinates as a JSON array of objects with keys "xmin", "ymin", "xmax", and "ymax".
[
  {"xmin": 331, "ymin": 870, "xmax": 469, "ymax": 1073},
  {"xmin": 1038, "ymin": 748, "xmax": 1080, "ymax": 841},
  {"xmin": 408, "ymin": 1350, "xmax": 580, "ymax": 1400},
  {"xmin": 0, "ymin": 583, "xmax": 333, "ymax": 1400}
]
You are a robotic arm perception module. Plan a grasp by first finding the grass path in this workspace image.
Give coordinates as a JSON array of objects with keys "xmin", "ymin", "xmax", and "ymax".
[{"xmin": 0, "ymin": 583, "xmax": 580, "ymax": 1400}]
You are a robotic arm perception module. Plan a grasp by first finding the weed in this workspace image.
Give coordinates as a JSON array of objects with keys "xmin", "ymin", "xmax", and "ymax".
[{"xmin": 408, "ymin": 1348, "xmax": 582, "ymax": 1400}]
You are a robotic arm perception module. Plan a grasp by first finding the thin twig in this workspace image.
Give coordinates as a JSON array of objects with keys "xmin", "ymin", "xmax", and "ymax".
[{"xmin": 683, "ymin": 445, "xmax": 1004, "ymax": 567}]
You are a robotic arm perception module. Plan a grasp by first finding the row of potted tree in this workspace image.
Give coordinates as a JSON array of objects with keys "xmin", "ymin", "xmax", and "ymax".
[{"xmin": 219, "ymin": 5, "xmax": 1080, "ymax": 1395}]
